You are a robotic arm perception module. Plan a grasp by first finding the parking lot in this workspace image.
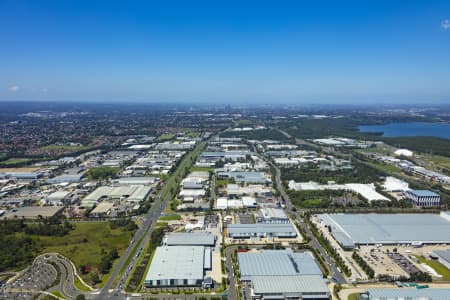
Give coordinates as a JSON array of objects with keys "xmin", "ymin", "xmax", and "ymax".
[
  {"xmin": 0, "ymin": 256, "xmax": 57, "ymax": 299},
  {"xmin": 387, "ymin": 252, "xmax": 421, "ymax": 276},
  {"xmin": 359, "ymin": 246, "xmax": 408, "ymax": 279}
]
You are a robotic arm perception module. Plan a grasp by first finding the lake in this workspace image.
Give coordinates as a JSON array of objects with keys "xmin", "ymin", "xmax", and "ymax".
[{"xmin": 358, "ymin": 122, "xmax": 450, "ymax": 139}]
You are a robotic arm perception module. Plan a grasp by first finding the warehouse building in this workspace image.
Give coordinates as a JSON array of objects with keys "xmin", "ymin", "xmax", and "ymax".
[
  {"xmin": 405, "ymin": 189, "xmax": 440, "ymax": 207},
  {"xmin": 114, "ymin": 176, "xmax": 158, "ymax": 185},
  {"xmin": 144, "ymin": 246, "xmax": 210, "ymax": 287},
  {"xmin": 319, "ymin": 213, "xmax": 450, "ymax": 249},
  {"xmin": 46, "ymin": 190, "xmax": 73, "ymax": 205},
  {"xmin": 2, "ymin": 206, "xmax": 64, "ymax": 219},
  {"xmin": 227, "ymin": 223, "xmax": 297, "ymax": 239},
  {"xmin": 238, "ymin": 249, "xmax": 329, "ymax": 299},
  {"xmin": 81, "ymin": 185, "xmax": 152, "ymax": 208},
  {"xmin": 256, "ymin": 207, "xmax": 290, "ymax": 224},
  {"xmin": 217, "ymin": 171, "xmax": 270, "ymax": 184},
  {"xmin": 164, "ymin": 232, "xmax": 216, "ymax": 247}
]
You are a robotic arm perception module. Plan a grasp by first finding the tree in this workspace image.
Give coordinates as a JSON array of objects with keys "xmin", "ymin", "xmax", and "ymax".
[{"xmin": 76, "ymin": 295, "xmax": 86, "ymax": 300}]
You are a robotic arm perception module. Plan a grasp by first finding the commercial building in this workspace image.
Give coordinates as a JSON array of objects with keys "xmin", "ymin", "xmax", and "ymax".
[
  {"xmin": 405, "ymin": 189, "xmax": 440, "ymax": 207},
  {"xmin": 114, "ymin": 176, "xmax": 158, "ymax": 185},
  {"xmin": 227, "ymin": 223, "xmax": 297, "ymax": 239},
  {"xmin": 46, "ymin": 190, "xmax": 73, "ymax": 205},
  {"xmin": 81, "ymin": 185, "xmax": 152, "ymax": 208},
  {"xmin": 382, "ymin": 176, "xmax": 409, "ymax": 192},
  {"xmin": 257, "ymin": 207, "xmax": 290, "ymax": 224},
  {"xmin": 164, "ymin": 232, "xmax": 216, "ymax": 247},
  {"xmin": 319, "ymin": 213, "xmax": 450, "ymax": 249},
  {"xmin": 238, "ymin": 249, "xmax": 329, "ymax": 299},
  {"xmin": 289, "ymin": 181, "xmax": 389, "ymax": 202},
  {"xmin": 2, "ymin": 206, "xmax": 64, "ymax": 219},
  {"xmin": 226, "ymin": 184, "xmax": 271, "ymax": 197},
  {"xmin": 217, "ymin": 171, "xmax": 269, "ymax": 185},
  {"xmin": 144, "ymin": 246, "xmax": 210, "ymax": 287}
]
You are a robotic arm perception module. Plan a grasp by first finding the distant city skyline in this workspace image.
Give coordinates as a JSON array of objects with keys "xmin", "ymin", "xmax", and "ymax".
[{"xmin": 1, "ymin": 0, "xmax": 450, "ymax": 104}]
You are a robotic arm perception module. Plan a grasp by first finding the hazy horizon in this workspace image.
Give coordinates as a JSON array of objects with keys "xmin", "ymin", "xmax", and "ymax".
[{"xmin": 1, "ymin": 0, "xmax": 450, "ymax": 104}]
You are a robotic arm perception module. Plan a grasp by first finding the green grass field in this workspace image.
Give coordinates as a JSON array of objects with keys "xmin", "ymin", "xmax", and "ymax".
[
  {"xmin": 41, "ymin": 145, "xmax": 88, "ymax": 152},
  {"xmin": 347, "ymin": 293, "xmax": 360, "ymax": 300},
  {"xmin": 158, "ymin": 133, "xmax": 175, "ymax": 141},
  {"xmin": 37, "ymin": 222, "xmax": 133, "ymax": 286},
  {"xmin": 190, "ymin": 166, "xmax": 214, "ymax": 172},
  {"xmin": 415, "ymin": 255, "xmax": 450, "ymax": 280},
  {"xmin": 50, "ymin": 291, "xmax": 67, "ymax": 299},
  {"xmin": 0, "ymin": 158, "xmax": 30, "ymax": 165},
  {"xmin": 159, "ymin": 214, "xmax": 181, "ymax": 221},
  {"xmin": 74, "ymin": 276, "xmax": 92, "ymax": 291}
]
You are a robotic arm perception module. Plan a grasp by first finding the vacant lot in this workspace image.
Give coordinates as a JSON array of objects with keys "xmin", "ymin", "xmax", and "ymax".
[{"xmin": 38, "ymin": 222, "xmax": 133, "ymax": 285}]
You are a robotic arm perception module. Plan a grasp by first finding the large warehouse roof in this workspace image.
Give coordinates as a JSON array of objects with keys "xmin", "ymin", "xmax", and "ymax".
[
  {"xmin": 238, "ymin": 250, "xmax": 329, "ymax": 298},
  {"xmin": 165, "ymin": 232, "xmax": 215, "ymax": 246},
  {"xmin": 251, "ymin": 275, "xmax": 329, "ymax": 296},
  {"xmin": 228, "ymin": 223, "xmax": 296, "ymax": 235},
  {"xmin": 3, "ymin": 206, "xmax": 64, "ymax": 219},
  {"xmin": 145, "ymin": 246, "xmax": 205, "ymax": 282},
  {"xmin": 320, "ymin": 213, "xmax": 450, "ymax": 246},
  {"xmin": 238, "ymin": 250, "xmax": 321, "ymax": 279}
]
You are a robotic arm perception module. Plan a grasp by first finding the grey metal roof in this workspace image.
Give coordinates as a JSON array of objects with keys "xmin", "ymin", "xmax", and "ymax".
[
  {"xmin": 433, "ymin": 249, "xmax": 450, "ymax": 264},
  {"xmin": 365, "ymin": 288, "xmax": 450, "ymax": 300},
  {"xmin": 165, "ymin": 232, "xmax": 215, "ymax": 246},
  {"xmin": 320, "ymin": 213, "xmax": 450, "ymax": 245},
  {"xmin": 251, "ymin": 275, "xmax": 329, "ymax": 296},
  {"xmin": 228, "ymin": 223, "xmax": 296, "ymax": 234},
  {"xmin": 408, "ymin": 189, "xmax": 440, "ymax": 197},
  {"xmin": 238, "ymin": 250, "xmax": 322, "ymax": 278},
  {"xmin": 145, "ymin": 246, "xmax": 205, "ymax": 281}
]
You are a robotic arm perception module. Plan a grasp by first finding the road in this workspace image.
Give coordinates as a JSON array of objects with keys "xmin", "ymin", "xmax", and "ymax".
[
  {"xmin": 225, "ymin": 246, "xmax": 238, "ymax": 300},
  {"xmin": 263, "ymin": 142, "xmax": 348, "ymax": 284}
]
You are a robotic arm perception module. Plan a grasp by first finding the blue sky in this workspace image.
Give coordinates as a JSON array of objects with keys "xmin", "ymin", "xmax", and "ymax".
[{"xmin": 1, "ymin": 0, "xmax": 450, "ymax": 104}]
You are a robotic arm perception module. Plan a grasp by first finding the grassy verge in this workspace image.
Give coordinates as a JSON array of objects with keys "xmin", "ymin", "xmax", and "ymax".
[
  {"xmin": 74, "ymin": 276, "xmax": 92, "ymax": 292},
  {"xmin": 415, "ymin": 255, "xmax": 450, "ymax": 280},
  {"xmin": 190, "ymin": 166, "xmax": 214, "ymax": 172},
  {"xmin": 348, "ymin": 292, "xmax": 360, "ymax": 300},
  {"xmin": 50, "ymin": 291, "xmax": 67, "ymax": 299},
  {"xmin": 0, "ymin": 158, "xmax": 30, "ymax": 166},
  {"xmin": 159, "ymin": 214, "xmax": 181, "ymax": 221},
  {"xmin": 158, "ymin": 133, "xmax": 176, "ymax": 141}
]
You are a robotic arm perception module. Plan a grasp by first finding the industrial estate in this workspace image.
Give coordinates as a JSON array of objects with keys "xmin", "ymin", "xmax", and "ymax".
[{"xmin": 0, "ymin": 103, "xmax": 450, "ymax": 300}]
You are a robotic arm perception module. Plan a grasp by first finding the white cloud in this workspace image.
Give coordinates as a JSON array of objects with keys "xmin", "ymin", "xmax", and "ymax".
[
  {"xmin": 8, "ymin": 85, "xmax": 20, "ymax": 92},
  {"xmin": 442, "ymin": 19, "xmax": 450, "ymax": 30},
  {"xmin": 41, "ymin": 88, "xmax": 48, "ymax": 92}
]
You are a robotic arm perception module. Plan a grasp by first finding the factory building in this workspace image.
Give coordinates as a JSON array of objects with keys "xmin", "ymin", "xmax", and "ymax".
[
  {"xmin": 256, "ymin": 207, "xmax": 290, "ymax": 224},
  {"xmin": 238, "ymin": 249, "xmax": 330, "ymax": 299},
  {"xmin": 405, "ymin": 189, "xmax": 440, "ymax": 207},
  {"xmin": 319, "ymin": 213, "xmax": 450, "ymax": 249},
  {"xmin": 144, "ymin": 246, "xmax": 211, "ymax": 287},
  {"xmin": 227, "ymin": 223, "xmax": 297, "ymax": 240},
  {"xmin": 164, "ymin": 232, "xmax": 216, "ymax": 247}
]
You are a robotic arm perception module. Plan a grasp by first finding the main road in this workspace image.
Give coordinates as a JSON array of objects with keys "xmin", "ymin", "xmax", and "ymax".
[{"xmin": 260, "ymin": 140, "xmax": 347, "ymax": 285}]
